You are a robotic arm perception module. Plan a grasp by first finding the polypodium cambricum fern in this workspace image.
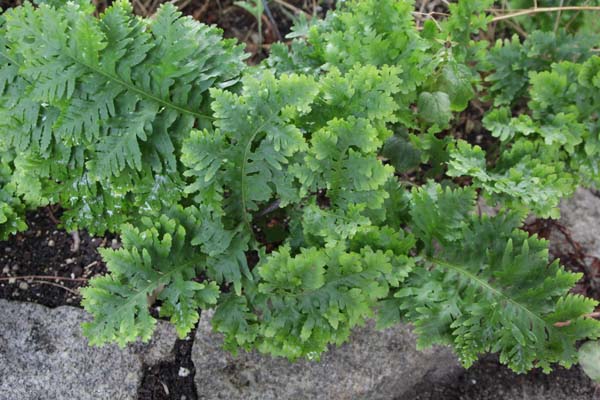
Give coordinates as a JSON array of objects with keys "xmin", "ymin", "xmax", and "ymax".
[
  {"xmin": 2, "ymin": 0, "xmax": 600, "ymax": 375},
  {"xmin": 0, "ymin": 0, "xmax": 246, "ymax": 233}
]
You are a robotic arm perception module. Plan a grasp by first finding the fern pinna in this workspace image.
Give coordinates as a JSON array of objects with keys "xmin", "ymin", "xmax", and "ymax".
[{"xmin": 1, "ymin": 0, "xmax": 599, "ymax": 375}]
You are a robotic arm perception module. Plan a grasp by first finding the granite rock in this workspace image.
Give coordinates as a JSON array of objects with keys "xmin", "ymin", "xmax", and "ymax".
[
  {"xmin": 550, "ymin": 188, "xmax": 600, "ymax": 289},
  {"xmin": 0, "ymin": 299, "xmax": 177, "ymax": 400},
  {"xmin": 192, "ymin": 310, "xmax": 461, "ymax": 400}
]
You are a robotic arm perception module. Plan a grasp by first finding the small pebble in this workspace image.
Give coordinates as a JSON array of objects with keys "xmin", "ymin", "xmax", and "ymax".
[
  {"xmin": 8, "ymin": 277, "xmax": 16, "ymax": 284},
  {"xmin": 178, "ymin": 367, "xmax": 190, "ymax": 378},
  {"xmin": 48, "ymin": 240, "xmax": 55, "ymax": 247},
  {"xmin": 11, "ymin": 264, "xmax": 19, "ymax": 271},
  {"xmin": 18, "ymin": 282, "xmax": 28, "ymax": 291},
  {"xmin": 111, "ymin": 239, "xmax": 120, "ymax": 249},
  {"xmin": 65, "ymin": 258, "xmax": 75, "ymax": 265},
  {"xmin": 2, "ymin": 266, "xmax": 10, "ymax": 274},
  {"xmin": 4, "ymin": 247, "xmax": 11, "ymax": 252}
]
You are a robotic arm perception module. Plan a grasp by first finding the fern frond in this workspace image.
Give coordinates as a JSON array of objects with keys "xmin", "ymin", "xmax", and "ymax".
[
  {"xmin": 398, "ymin": 183, "xmax": 600, "ymax": 373},
  {"xmin": 183, "ymin": 71, "xmax": 319, "ymax": 231},
  {"xmin": 0, "ymin": 155, "xmax": 27, "ymax": 240},
  {"xmin": 448, "ymin": 140, "xmax": 576, "ymax": 218},
  {"xmin": 3, "ymin": 0, "xmax": 245, "ymax": 178},
  {"xmin": 214, "ymin": 236, "xmax": 414, "ymax": 360},
  {"xmin": 81, "ymin": 209, "xmax": 221, "ymax": 346},
  {"xmin": 1, "ymin": 0, "xmax": 247, "ymax": 232}
]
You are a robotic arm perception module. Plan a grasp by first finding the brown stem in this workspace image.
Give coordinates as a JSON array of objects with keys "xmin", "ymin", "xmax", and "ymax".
[
  {"xmin": 70, "ymin": 230, "xmax": 81, "ymax": 253},
  {"xmin": 30, "ymin": 280, "xmax": 81, "ymax": 296},
  {"xmin": 491, "ymin": 6, "xmax": 600, "ymax": 22},
  {"xmin": 554, "ymin": 312, "xmax": 600, "ymax": 328},
  {"xmin": 0, "ymin": 275, "xmax": 88, "ymax": 282}
]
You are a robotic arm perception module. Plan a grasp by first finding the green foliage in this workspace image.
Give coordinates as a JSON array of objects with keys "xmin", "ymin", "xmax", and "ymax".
[
  {"xmin": 214, "ymin": 236, "xmax": 414, "ymax": 359},
  {"xmin": 0, "ymin": 154, "xmax": 26, "ymax": 240},
  {"xmin": 2, "ymin": 0, "xmax": 600, "ymax": 377},
  {"xmin": 480, "ymin": 30, "xmax": 598, "ymax": 106},
  {"xmin": 0, "ymin": 0, "xmax": 246, "ymax": 233},
  {"xmin": 447, "ymin": 139, "xmax": 575, "ymax": 218},
  {"xmin": 81, "ymin": 208, "xmax": 221, "ymax": 345},
  {"xmin": 484, "ymin": 57, "xmax": 600, "ymax": 189},
  {"xmin": 400, "ymin": 183, "xmax": 600, "ymax": 373}
]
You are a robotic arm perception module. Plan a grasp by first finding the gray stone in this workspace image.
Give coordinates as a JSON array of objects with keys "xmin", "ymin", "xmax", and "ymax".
[
  {"xmin": 192, "ymin": 311, "xmax": 461, "ymax": 400},
  {"xmin": 0, "ymin": 300, "xmax": 178, "ymax": 400},
  {"xmin": 553, "ymin": 188, "xmax": 600, "ymax": 257},
  {"xmin": 550, "ymin": 188, "xmax": 600, "ymax": 288}
]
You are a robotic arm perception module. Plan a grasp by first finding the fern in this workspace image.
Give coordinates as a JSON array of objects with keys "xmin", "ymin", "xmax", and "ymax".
[
  {"xmin": 1, "ymin": 0, "xmax": 600, "ymax": 376},
  {"xmin": 214, "ymin": 235, "xmax": 415, "ymax": 360},
  {"xmin": 0, "ymin": 0, "xmax": 246, "ymax": 232},
  {"xmin": 0, "ymin": 153, "xmax": 26, "ymax": 240},
  {"xmin": 395, "ymin": 183, "xmax": 600, "ymax": 373},
  {"xmin": 483, "ymin": 57, "xmax": 600, "ymax": 189},
  {"xmin": 81, "ymin": 207, "xmax": 221, "ymax": 345}
]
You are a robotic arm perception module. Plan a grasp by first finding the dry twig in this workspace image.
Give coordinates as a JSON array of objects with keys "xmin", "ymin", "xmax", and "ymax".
[
  {"xmin": 491, "ymin": 6, "xmax": 600, "ymax": 22},
  {"xmin": 0, "ymin": 275, "xmax": 89, "ymax": 282}
]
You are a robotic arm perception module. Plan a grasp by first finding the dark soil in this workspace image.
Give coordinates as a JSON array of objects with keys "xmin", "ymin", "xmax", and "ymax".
[
  {"xmin": 138, "ymin": 329, "xmax": 199, "ymax": 400},
  {"xmin": 0, "ymin": 208, "xmax": 109, "ymax": 307},
  {"xmin": 407, "ymin": 354, "xmax": 600, "ymax": 400}
]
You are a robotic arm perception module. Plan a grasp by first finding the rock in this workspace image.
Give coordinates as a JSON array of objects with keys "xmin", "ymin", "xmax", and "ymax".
[
  {"xmin": 47, "ymin": 239, "xmax": 55, "ymax": 247},
  {"xmin": 18, "ymin": 281, "xmax": 28, "ymax": 291},
  {"xmin": 550, "ymin": 188, "xmax": 600, "ymax": 288},
  {"xmin": 0, "ymin": 300, "xmax": 178, "ymax": 400},
  {"xmin": 553, "ymin": 188, "xmax": 600, "ymax": 257},
  {"xmin": 192, "ymin": 311, "xmax": 461, "ymax": 400}
]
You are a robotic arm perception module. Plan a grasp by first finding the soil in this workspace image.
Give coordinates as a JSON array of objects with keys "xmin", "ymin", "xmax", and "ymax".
[
  {"xmin": 408, "ymin": 354, "xmax": 600, "ymax": 400},
  {"xmin": 138, "ymin": 330, "xmax": 199, "ymax": 400},
  {"xmin": 0, "ymin": 208, "xmax": 109, "ymax": 307}
]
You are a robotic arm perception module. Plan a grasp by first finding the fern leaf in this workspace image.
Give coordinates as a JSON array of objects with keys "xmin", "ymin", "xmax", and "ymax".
[
  {"xmin": 401, "ymin": 183, "xmax": 600, "ymax": 373},
  {"xmin": 214, "ymin": 238, "xmax": 414, "ymax": 360},
  {"xmin": 81, "ymin": 211, "xmax": 220, "ymax": 346},
  {"xmin": 183, "ymin": 71, "xmax": 319, "ymax": 231}
]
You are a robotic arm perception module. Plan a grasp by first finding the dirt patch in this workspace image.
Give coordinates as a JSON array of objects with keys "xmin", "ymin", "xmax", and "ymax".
[
  {"xmin": 0, "ymin": 208, "xmax": 110, "ymax": 307},
  {"xmin": 408, "ymin": 355, "xmax": 599, "ymax": 400},
  {"xmin": 138, "ymin": 329, "xmax": 199, "ymax": 400}
]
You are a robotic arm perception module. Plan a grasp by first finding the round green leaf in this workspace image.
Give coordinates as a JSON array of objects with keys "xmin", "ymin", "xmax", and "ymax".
[{"xmin": 579, "ymin": 341, "xmax": 600, "ymax": 383}]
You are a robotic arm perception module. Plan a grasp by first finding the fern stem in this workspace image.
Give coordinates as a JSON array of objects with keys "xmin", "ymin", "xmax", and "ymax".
[
  {"xmin": 91, "ymin": 260, "xmax": 199, "ymax": 325},
  {"xmin": 64, "ymin": 53, "xmax": 215, "ymax": 121},
  {"xmin": 0, "ymin": 49, "xmax": 20, "ymax": 68}
]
